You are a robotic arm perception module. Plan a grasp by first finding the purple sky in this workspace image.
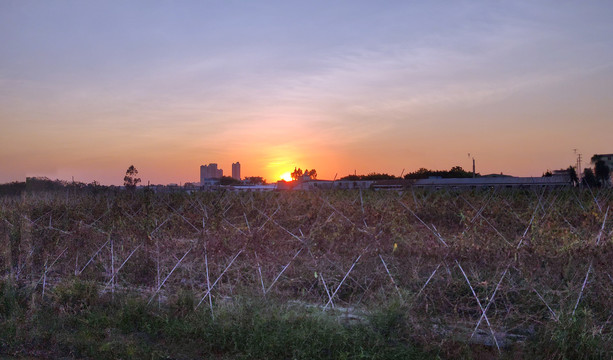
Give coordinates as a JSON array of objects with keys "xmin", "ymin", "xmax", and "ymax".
[{"xmin": 1, "ymin": 1, "xmax": 612, "ymax": 184}]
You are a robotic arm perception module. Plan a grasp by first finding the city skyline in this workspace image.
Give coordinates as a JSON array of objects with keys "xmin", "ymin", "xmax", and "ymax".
[{"xmin": 2, "ymin": 1, "xmax": 613, "ymax": 185}]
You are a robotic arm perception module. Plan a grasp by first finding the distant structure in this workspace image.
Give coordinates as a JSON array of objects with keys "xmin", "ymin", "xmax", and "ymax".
[
  {"xmin": 591, "ymin": 154, "xmax": 613, "ymax": 170},
  {"xmin": 411, "ymin": 176, "xmax": 569, "ymax": 189},
  {"xmin": 232, "ymin": 162, "xmax": 241, "ymax": 180},
  {"xmin": 277, "ymin": 174, "xmax": 571, "ymax": 191},
  {"xmin": 200, "ymin": 163, "xmax": 223, "ymax": 185}
]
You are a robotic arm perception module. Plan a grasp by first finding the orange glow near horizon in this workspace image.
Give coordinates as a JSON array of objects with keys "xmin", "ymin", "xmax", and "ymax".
[{"xmin": 258, "ymin": 148, "xmax": 301, "ymax": 184}]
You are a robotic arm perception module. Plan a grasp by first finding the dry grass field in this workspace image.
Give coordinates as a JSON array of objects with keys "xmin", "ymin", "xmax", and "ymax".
[{"xmin": 1, "ymin": 187, "xmax": 612, "ymax": 358}]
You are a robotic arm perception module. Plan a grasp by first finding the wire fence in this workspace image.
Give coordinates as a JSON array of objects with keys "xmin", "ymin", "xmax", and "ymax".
[{"xmin": 1, "ymin": 187, "xmax": 612, "ymax": 349}]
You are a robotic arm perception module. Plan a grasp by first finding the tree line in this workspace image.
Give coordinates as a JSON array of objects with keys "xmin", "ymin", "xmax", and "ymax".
[
  {"xmin": 0, "ymin": 177, "xmax": 111, "ymax": 196},
  {"xmin": 340, "ymin": 166, "xmax": 476, "ymax": 181},
  {"xmin": 290, "ymin": 168, "xmax": 317, "ymax": 181}
]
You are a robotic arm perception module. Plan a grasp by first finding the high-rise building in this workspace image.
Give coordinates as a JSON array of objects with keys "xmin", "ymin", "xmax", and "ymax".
[
  {"xmin": 232, "ymin": 162, "xmax": 241, "ymax": 180},
  {"xmin": 200, "ymin": 163, "xmax": 223, "ymax": 184}
]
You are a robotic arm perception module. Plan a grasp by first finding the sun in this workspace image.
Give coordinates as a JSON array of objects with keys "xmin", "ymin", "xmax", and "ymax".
[{"xmin": 280, "ymin": 172, "xmax": 292, "ymax": 182}]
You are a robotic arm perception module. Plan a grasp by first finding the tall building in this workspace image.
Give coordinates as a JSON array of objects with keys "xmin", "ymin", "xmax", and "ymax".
[
  {"xmin": 200, "ymin": 163, "xmax": 223, "ymax": 184},
  {"xmin": 232, "ymin": 162, "xmax": 241, "ymax": 180}
]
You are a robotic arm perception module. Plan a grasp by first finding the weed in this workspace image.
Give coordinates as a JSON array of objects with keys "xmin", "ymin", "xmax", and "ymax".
[{"xmin": 528, "ymin": 308, "xmax": 612, "ymax": 359}]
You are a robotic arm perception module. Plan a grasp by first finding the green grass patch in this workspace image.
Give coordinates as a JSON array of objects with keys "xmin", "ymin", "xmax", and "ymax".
[
  {"xmin": 0, "ymin": 280, "xmax": 430, "ymax": 359},
  {"xmin": 2, "ymin": 279, "xmax": 613, "ymax": 359}
]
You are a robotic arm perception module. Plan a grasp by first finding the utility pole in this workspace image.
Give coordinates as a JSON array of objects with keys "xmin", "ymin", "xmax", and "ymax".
[
  {"xmin": 468, "ymin": 153, "xmax": 476, "ymax": 178},
  {"xmin": 472, "ymin": 158, "xmax": 476, "ymax": 178},
  {"xmin": 574, "ymin": 149, "xmax": 583, "ymax": 183}
]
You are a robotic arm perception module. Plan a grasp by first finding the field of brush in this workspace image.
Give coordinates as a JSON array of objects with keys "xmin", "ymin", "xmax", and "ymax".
[{"xmin": 1, "ymin": 188, "xmax": 612, "ymax": 359}]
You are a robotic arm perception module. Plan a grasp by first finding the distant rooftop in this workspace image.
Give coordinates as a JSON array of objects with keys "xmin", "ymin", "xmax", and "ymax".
[{"xmin": 414, "ymin": 176, "xmax": 568, "ymax": 186}]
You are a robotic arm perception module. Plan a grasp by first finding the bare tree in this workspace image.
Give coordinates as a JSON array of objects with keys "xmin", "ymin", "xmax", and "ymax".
[
  {"xmin": 291, "ymin": 167, "xmax": 303, "ymax": 181},
  {"xmin": 124, "ymin": 165, "xmax": 141, "ymax": 190}
]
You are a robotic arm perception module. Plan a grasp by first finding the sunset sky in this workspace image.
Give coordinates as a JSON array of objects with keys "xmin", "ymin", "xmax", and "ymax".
[{"xmin": 1, "ymin": 1, "xmax": 613, "ymax": 185}]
